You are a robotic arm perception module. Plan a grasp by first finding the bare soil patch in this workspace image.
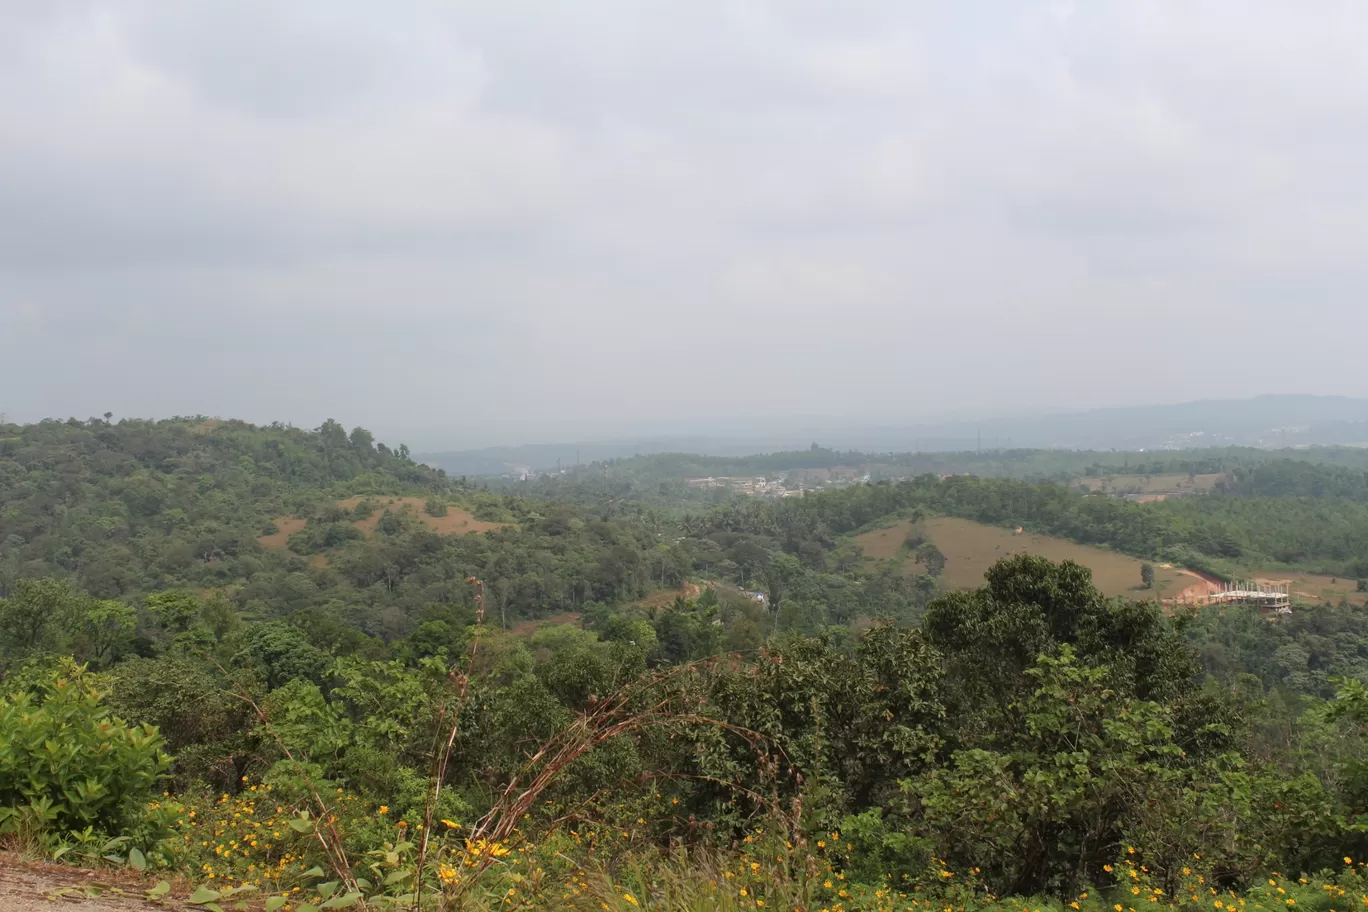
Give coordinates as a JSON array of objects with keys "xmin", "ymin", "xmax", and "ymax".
[
  {"xmin": 336, "ymin": 496, "xmax": 508, "ymax": 536},
  {"xmin": 637, "ymin": 583, "xmax": 703, "ymax": 609},
  {"xmin": 257, "ymin": 516, "xmax": 307, "ymax": 550},
  {"xmin": 0, "ymin": 853, "xmax": 184, "ymax": 911}
]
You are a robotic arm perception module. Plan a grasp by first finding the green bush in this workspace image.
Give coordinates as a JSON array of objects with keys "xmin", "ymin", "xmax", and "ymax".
[{"xmin": 0, "ymin": 667, "xmax": 171, "ymax": 841}]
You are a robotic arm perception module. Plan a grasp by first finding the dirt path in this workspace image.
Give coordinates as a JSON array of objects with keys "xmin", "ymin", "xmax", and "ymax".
[
  {"xmin": 0, "ymin": 854, "xmax": 179, "ymax": 910},
  {"xmin": 1172, "ymin": 568, "xmax": 1223, "ymax": 603}
]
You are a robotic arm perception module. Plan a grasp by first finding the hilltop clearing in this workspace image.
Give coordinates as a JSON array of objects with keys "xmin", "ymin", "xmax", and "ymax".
[{"xmin": 338, "ymin": 495, "xmax": 508, "ymax": 536}]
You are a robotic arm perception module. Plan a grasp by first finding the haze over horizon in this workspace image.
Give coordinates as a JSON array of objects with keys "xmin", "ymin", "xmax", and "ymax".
[{"xmin": 5, "ymin": 3, "xmax": 1368, "ymax": 445}]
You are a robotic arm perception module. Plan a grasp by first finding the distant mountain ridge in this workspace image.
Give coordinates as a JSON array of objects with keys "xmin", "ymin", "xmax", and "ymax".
[{"xmin": 417, "ymin": 395, "xmax": 1368, "ymax": 476}]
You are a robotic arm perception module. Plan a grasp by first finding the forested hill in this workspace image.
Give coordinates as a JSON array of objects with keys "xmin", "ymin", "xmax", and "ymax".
[
  {"xmin": 0, "ymin": 417, "xmax": 446, "ymax": 596},
  {"xmin": 0, "ymin": 417, "xmax": 711, "ymax": 649}
]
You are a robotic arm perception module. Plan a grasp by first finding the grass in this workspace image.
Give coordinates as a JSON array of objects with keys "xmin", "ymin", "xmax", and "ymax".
[
  {"xmin": 258, "ymin": 499, "xmax": 508, "ymax": 553},
  {"xmin": 856, "ymin": 517, "xmax": 1189, "ymax": 599},
  {"xmin": 256, "ymin": 517, "xmax": 307, "ymax": 550},
  {"xmin": 336, "ymin": 496, "xmax": 508, "ymax": 536},
  {"xmin": 1250, "ymin": 569, "xmax": 1367, "ymax": 606}
]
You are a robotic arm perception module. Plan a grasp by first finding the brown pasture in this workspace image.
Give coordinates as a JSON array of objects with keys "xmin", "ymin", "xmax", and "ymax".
[
  {"xmin": 1250, "ymin": 570, "xmax": 1367, "ymax": 606},
  {"xmin": 336, "ymin": 496, "xmax": 508, "ymax": 536},
  {"xmin": 856, "ymin": 516, "xmax": 1189, "ymax": 599},
  {"xmin": 258, "ymin": 517, "xmax": 307, "ymax": 550}
]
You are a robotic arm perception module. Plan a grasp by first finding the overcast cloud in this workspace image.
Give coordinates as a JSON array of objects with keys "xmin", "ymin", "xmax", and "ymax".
[{"xmin": 3, "ymin": 1, "xmax": 1368, "ymax": 447}]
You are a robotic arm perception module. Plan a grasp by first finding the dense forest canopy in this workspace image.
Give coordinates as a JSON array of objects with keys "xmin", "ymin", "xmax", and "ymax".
[{"xmin": 4, "ymin": 415, "xmax": 1368, "ymax": 910}]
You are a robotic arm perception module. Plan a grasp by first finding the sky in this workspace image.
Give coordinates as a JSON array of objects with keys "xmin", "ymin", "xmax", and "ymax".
[{"xmin": 4, "ymin": 1, "xmax": 1368, "ymax": 448}]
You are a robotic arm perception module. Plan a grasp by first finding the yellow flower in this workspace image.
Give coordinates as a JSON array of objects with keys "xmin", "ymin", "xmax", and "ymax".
[
  {"xmin": 441, "ymin": 819, "xmax": 461, "ymax": 830},
  {"xmin": 1347, "ymin": 858, "xmax": 1355, "ymax": 866},
  {"xmin": 378, "ymin": 806, "xmax": 388, "ymax": 815},
  {"xmin": 740, "ymin": 888, "xmax": 748, "ymax": 897},
  {"xmin": 817, "ymin": 841, "xmax": 827, "ymax": 849},
  {"xmin": 1105, "ymin": 865, "xmax": 1114, "ymax": 873}
]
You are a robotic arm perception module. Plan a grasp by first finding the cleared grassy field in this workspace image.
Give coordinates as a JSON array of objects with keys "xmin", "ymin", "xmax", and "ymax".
[
  {"xmin": 337, "ymin": 496, "xmax": 508, "ymax": 536},
  {"xmin": 258, "ymin": 498, "xmax": 507, "ymax": 553},
  {"xmin": 1251, "ymin": 570, "xmax": 1367, "ymax": 606},
  {"xmin": 257, "ymin": 517, "xmax": 307, "ymax": 550},
  {"xmin": 856, "ymin": 516, "xmax": 1189, "ymax": 599}
]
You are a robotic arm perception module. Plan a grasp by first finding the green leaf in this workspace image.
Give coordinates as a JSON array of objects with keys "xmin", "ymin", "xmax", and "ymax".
[
  {"xmin": 298, "ymin": 905, "xmax": 320, "ymax": 912},
  {"xmin": 265, "ymin": 897, "xmax": 288, "ymax": 912},
  {"xmin": 147, "ymin": 881, "xmax": 171, "ymax": 897},
  {"xmin": 188, "ymin": 886, "xmax": 222, "ymax": 904},
  {"xmin": 321, "ymin": 893, "xmax": 361, "ymax": 909},
  {"xmin": 383, "ymin": 870, "xmax": 412, "ymax": 886},
  {"xmin": 288, "ymin": 818, "xmax": 315, "ymax": 833},
  {"xmin": 317, "ymin": 881, "xmax": 338, "ymax": 900},
  {"xmin": 301, "ymin": 866, "xmax": 326, "ymax": 880},
  {"xmin": 127, "ymin": 847, "xmax": 146, "ymax": 871}
]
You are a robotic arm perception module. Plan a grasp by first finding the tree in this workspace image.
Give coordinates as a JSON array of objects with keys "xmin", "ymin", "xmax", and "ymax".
[
  {"xmin": 66, "ymin": 599, "xmax": 137, "ymax": 665},
  {"xmin": 144, "ymin": 590, "xmax": 201, "ymax": 634},
  {"xmin": 763, "ymin": 554, "xmax": 802, "ymax": 612},
  {"xmin": 0, "ymin": 579, "xmax": 81, "ymax": 659},
  {"xmin": 1141, "ymin": 562, "xmax": 1156, "ymax": 590},
  {"xmin": 915, "ymin": 542, "xmax": 946, "ymax": 577}
]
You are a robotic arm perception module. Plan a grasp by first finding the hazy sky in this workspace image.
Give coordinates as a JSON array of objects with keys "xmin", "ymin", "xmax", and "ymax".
[{"xmin": 4, "ymin": 2, "xmax": 1368, "ymax": 447}]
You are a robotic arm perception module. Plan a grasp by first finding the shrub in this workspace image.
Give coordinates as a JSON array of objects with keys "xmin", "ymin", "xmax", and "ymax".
[{"xmin": 0, "ymin": 666, "xmax": 171, "ymax": 842}]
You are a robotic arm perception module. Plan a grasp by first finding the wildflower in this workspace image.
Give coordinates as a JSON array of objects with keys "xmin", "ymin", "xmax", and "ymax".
[
  {"xmin": 817, "ymin": 841, "xmax": 826, "ymax": 849},
  {"xmin": 378, "ymin": 806, "xmax": 389, "ymax": 815},
  {"xmin": 442, "ymin": 819, "xmax": 461, "ymax": 830},
  {"xmin": 1348, "ymin": 858, "xmax": 1355, "ymax": 866},
  {"xmin": 1105, "ymin": 865, "xmax": 1114, "ymax": 874}
]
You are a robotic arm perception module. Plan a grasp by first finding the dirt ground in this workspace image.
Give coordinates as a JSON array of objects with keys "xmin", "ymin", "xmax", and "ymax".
[{"xmin": 0, "ymin": 853, "xmax": 176, "ymax": 910}]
